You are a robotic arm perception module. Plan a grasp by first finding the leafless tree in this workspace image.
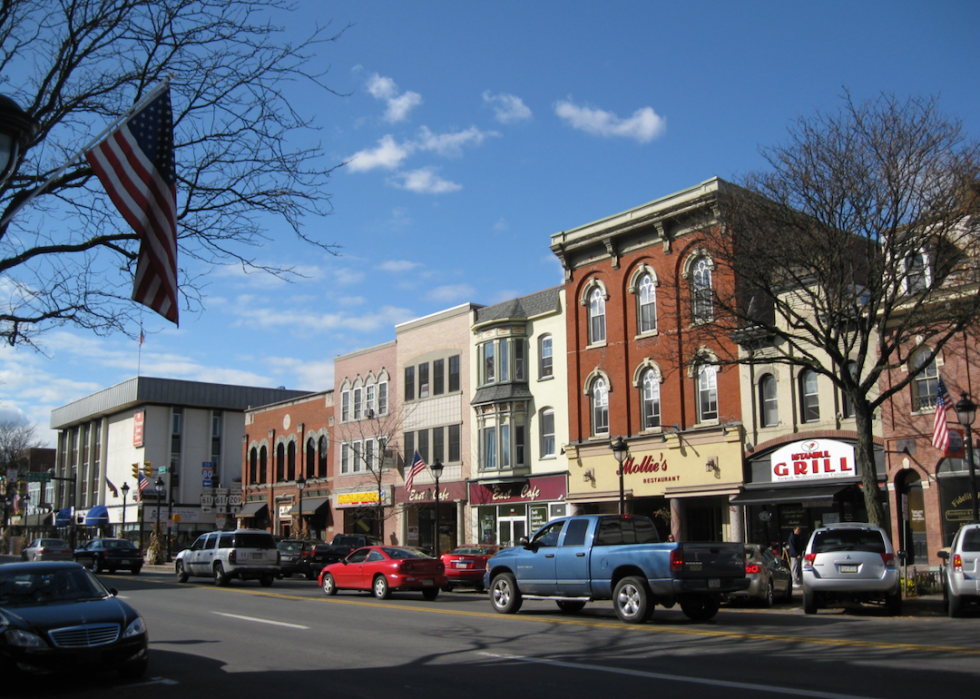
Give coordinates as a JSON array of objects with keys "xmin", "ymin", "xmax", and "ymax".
[
  {"xmin": 0, "ymin": 0, "xmax": 346, "ymax": 347},
  {"xmin": 0, "ymin": 419, "xmax": 45, "ymax": 472},
  {"xmin": 693, "ymin": 92, "xmax": 980, "ymax": 525}
]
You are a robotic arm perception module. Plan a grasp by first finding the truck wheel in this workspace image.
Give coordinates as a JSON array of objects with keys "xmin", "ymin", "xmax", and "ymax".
[
  {"xmin": 680, "ymin": 596, "xmax": 720, "ymax": 622},
  {"xmin": 613, "ymin": 576, "xmax": 653, "ymax": 624},
  {"xmin": 489, "ymin": 573, "xmax": 523, "ymax": 614},
  {"xmin": 803, "ymin": 589, "xmax": 817, "ymax": 615},
  {"xmin": 556, "ymin": 600, "xmax": 586, "ymax": 614},
  {"xmin": 213, "ymin": 563, "xmax": 229, "ymax": 587},
  {"xmin": 260, "ymin": 574, "xmax": 274, "ymax": 587},
  {"xmin": 175, "ymin": 561, "xmax": 188, "ymax": 583}
]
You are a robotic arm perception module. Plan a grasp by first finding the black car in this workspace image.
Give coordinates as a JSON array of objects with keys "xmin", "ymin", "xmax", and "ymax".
[
  {"xmin": 276, "ymin": 538, "xmax": 325, "ymax": 579},
  {"xmin": 0, "ymin": 561, "xmax": 148, "ymax": 678},
  {"xmin": 74, "ymin": 539, "xmax": 143, "ymax": 575},
  {"xmin": 310, "ymin": 534, "xmax": 383, "ymax": 569}
]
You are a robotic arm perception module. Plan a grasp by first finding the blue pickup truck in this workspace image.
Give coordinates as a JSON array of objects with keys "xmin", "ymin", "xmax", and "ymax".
[{"xmin": 484, "ymin": 514, "xmax": 748, "ymax": 622}]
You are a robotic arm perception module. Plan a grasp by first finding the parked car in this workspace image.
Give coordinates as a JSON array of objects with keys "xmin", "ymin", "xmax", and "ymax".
[
  {"xmin": 726, "ymin": 544, "xmax": 793, "ymax": 607},
  {"xmin": 0, "ymin": 561, "xmax": 148, "ymax": 679},
  {"xmin": 277, "ymin": 538, "xmax": 325, "ymax": 579},
  {"xmin": 175, "ymin": 529, "xmax": 279, "ymax": 586},
  {"xmin": 938, "ymin": 523, "xmax": 980, "ymax": 617},
  {"xmin": 801, "ymin": 522, "xmax": 902, "ymax": 615},
  {"xmin": 310, "ymin": 534, "xmax": 383, "ymax": 570},
  {"xmin": 440, "ymin": 545, "xmax": 501, "ymax": 592},
  {"xmin": 20, "ymin": 538, "xmax": 73, "ymax": 562},
  {"xmin": 319, "ymin": 546, "xmax": 447, "ymax": 600},
  {"xmin": 74, "ymin": 538, "xmax": 143, "ymax": 575}
]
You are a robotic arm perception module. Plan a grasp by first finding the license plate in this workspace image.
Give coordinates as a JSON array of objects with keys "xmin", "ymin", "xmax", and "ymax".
[
  {"xmin": 456, "ymin": 561, "xmax": 470, "ymax": 568},
  {"xmin": 423, "ymin": 578, "xmax": 434, "ymax": 586},
  {"xmin": 708, "ymin": 578, "xmax": 720, "ymax": 589},
  {"xmin": 839, "ymin": 564, "xmax": 859, "ymax": 573},
  {"xmin": 251, "ymin": 552, "xmax": 263, "ymax": 559}
]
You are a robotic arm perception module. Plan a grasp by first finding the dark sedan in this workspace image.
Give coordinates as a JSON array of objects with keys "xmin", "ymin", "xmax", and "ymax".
[
  {"xmin": 74, "ymin": 539, "xmax": 143, "ymax": 575},
  {"xmin": 0, "ymin": 562, "xmax": 148, "ymax": 678}
]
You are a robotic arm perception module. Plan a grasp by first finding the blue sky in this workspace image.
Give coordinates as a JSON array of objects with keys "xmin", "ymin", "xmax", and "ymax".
[{"xmin": 3, "ymin": 0, "xmax": 979, "ymax": 445}]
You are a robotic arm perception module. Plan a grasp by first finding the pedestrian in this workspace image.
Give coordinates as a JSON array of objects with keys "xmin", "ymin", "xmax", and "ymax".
[{"xmin": 787, "ymin": 526, "xmax": 805, "ymax": 585}]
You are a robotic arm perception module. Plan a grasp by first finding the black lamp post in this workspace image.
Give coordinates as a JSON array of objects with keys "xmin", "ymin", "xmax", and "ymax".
[
  {"xmin": 154, "ymin": 477, "xmax": 164, "ymax": 541},
  {"xmin": 295, "ymin": 475, "xmax": 306, "ymax": 538},
  {"xmin": 120, "ymin": 482, "xmax": 130, "ymax": 538},
  {"xmin": 0, "ymin": 94, "xmax": 39, "ymax": 186},
  {"xmin": 430, "ymin": 458, "xmax": 444, "ymax": 558},
  {"xmin": 610, "ymin": 437, "xmax": 629, "ymax": 515},
  {"xmin": 954, "ymin": 394, "xmax": 979, "ymax": 524}
]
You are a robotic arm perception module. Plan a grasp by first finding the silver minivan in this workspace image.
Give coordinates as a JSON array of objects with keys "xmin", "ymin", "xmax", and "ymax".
[
  {"xmin": 938, "ymin": 523, "xmax": 980, "ymax": 617},
  {"xmin": 801, "ymin": 522, "xmax": 902, "ymax": 615}
]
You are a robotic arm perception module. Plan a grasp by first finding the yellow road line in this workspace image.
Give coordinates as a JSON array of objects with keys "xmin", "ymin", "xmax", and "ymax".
[{"xmin": 143, "ymin": 579, "xmax": 980, "ymax": 655}]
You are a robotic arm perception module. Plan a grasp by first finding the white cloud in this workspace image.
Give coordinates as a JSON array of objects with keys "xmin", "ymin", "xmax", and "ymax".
[
  {"xmin": 377, "ymin": 260, "xmax": 423, "ymax": 273},
  {"xmin": 483, "ymin": 91, "xmax": 532, "ymax": 123},
  {"xmin": 390, "ymin": 167, "xmax": 462, "ymax": 194},
  {"xmin": 425, "ymin": 284, "xmax": 476, "ymax": 303},
  {"xmin": 348, "ymin": 134, "xmax": 412, "ymax": 172},
  {"xmin": 365, "ymin": 73, "xmax": 422, "ymax": 123},
  {"xmin": 415, "ymin": 126, "xmax": 498, "ymax": 157},
  {"xmin": 555, "ymin": 99, "xmax": 666, "ymax": 143},
  {"xmin": 333, "ymin": 268, "xmax": 365, "ymax": 285},
  {"xmin": 493, "ymin": 218, "xmax": 509, "ymax": 233}
]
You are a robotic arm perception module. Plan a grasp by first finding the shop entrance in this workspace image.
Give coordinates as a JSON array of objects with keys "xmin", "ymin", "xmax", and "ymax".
[{"xmin": 498, "ymin": 504, "xmax": 527, "ymax": 547}]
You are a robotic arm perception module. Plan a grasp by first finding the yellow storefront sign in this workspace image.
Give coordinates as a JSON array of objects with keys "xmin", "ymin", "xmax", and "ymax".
[{"xmin": 337, "ymin": 491, "xmax": 380, "ymax": 506}]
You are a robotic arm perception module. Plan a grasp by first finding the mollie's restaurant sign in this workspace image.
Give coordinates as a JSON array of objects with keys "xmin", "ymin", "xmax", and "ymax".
[{"xmin": 770, "ymin": 439, "xmax": 855, "ymax": 483}]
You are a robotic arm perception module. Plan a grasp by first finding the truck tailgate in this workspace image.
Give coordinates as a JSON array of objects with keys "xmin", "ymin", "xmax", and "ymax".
[{"xmin": 674, "ymin": 543, "xmax": 745, "ymax": 579}]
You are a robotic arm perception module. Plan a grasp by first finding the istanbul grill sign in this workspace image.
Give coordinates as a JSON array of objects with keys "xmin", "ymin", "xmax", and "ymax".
[{"xmin": 770, "ymin": 439, "xmax": 856, "ymax": 483}]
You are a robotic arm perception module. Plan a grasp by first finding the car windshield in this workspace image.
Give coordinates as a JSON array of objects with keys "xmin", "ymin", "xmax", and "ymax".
[
  {"xmin": 451, "ymin": 546, "xmax": 494, "ymax": 555},
  {"xmin": 39, "ymin": 539, "xmax": 68, "ymax": 548},
  {"xmin": 0, "ymin": 567, "xmax": 110, "ymax": 607},
  {"xmin": 103, "ymin": 540, "xmax": 137, "ymax": 550},
  {"xmin": 278, "ymin": 541, "xmax": 304, "ymax": 552},
  {"xmin": 812, "ymin": 529, "xmax": 886, "ymax": 554},
  {"xmin": 382, "ymin": 547, "xmax": 430, "ymax": 560}
]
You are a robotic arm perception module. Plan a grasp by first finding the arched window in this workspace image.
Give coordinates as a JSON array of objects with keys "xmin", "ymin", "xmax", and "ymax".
[
  {"xmin": 588, "ymin": 287, "xmax": 606, "ymax": 344},
  {"xmin": 538, "ymin": 334, "xmax": 554, "ymax": 379},
  {"xmin": 760, "ymin": 374, "xmax": 778, "ymax": 427},
  {"xmin": 539, "ymin": 408, "xmax": 556, "ymax": 457},
  {"xmin": 287, "ymin": 441, "xmax": 296, "ymax": 480},
  {"xmin": 697, "ymin": 364, "xmax": 718, "ymax": 422},
  {"xmin": 306, "ymin": 437, "xmax": 316, "ymax": 477},
  {"xmin": 249, "ymin": 447, "xmax": 258, "ymax": 485},
  {"xmin": 276, "ymin": 443, "xmax": 286, "ymax": 482},
  {"xmin": 911, "ymin": 348, "xmax": 940, "ymax": 412},
  {"xmin": 259, "ymin": 446, "xmax": 268, "ymax": 485},
  {"xmin": 800, "ymin": 369, "xmax": 820, "ymax": 423},
  {"xmin": 638, "ymin": 273, "xmax": 657, "ymax": 334},
  {"xmin": 641, "ymin": 369, "xmax": 661, "ymax": 430},
  {"xmin": 692, "ymin": 257, "xmax": 713, "ymax": 322},
  {"xmin": 318, "ymin": 435, "xmax": 328, "ymax": 478},
  {"xmin": 591, "ymin": 377, "xmax": 609, "ymax": 436}
]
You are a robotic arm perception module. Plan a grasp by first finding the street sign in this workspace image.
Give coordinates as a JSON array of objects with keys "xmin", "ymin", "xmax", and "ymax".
[{"xmin": 24, "ymin": 471, "xmax": 52, "ymax": 483}]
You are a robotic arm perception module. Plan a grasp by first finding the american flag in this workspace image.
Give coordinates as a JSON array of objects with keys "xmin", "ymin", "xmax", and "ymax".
[
  {"xmin": 932, "ymin": 376, "xmax": 954, "ymax": 451},
  {"xmin": 136, "ymin": 472, "xmax": 150, "ymax": 502},
  {"xmin": 405, "ymin": 451, "xmax": 427, "ymax": 491},
  {"xmin": 86, "ymin": 84, "xmax": 178, "ymax": 325}
]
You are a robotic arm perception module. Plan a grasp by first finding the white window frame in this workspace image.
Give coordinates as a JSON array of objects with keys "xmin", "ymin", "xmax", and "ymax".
[
  {"xmin": 589, "ymin": 287, "xmax": 606, "ymax": 345},
  {"xmin": 591, "ymin": 377, "xmax": 609, "ymax": 436},
  {"xmin": 638, "ymin": 273, "xmax": 657, "ymax": 334},
  {"xmin": 641, "ymin": 369, "xmax": 661, "ymax": 430},
  {"xmin": 539, "ymin": 335, "xmax": 553, "ymax": 379},
  {"xmin": 540, "ymin": 408, "xmax": 556, "ymax": 458},
  {"xmin": 697, "ymin": 364, "xmax": 718, "ymax": 423}
]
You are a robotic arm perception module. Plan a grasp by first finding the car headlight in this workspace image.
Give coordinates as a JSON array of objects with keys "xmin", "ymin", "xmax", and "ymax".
[
  {"xmin": 5, "ymin": 629, "xmax": 47, "ymax": 648},
  {"xmin": 123, "ymin": 616, "xmax": 147, "ymax": 639}
]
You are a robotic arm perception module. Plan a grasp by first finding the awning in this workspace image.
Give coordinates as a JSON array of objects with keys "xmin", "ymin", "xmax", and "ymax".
[
  {"xmin": 290, "ymin": 497, "xmax": 330, "ymax": 515},
  {"xmin": 83, "ymin": 505, "xmax": 109, "ymax": 526},
  {"xmin": 55, "ymin": 508, "xmax": 72, "ymax": 526},
  {"xmin": 729, "ymin": 484, "xmax": 849, "ymax": 507},
  {"xmin": 237, "ymin": 502, "xmax": 268, "ymax": 518}
]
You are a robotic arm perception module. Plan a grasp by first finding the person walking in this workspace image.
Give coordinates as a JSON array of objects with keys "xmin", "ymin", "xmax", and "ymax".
[{"xmin": 787, "ymin": 526, "xmax": 805, "ymax": 586}]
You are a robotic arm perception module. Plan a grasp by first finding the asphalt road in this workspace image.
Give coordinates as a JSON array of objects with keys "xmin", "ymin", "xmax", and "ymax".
[{"xmin": 8, "ymin": 566, "xmax": 978, "ymax": 699}]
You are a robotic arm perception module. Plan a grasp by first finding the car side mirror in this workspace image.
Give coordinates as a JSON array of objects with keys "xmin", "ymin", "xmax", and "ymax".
[
  {"xmin": 520, "ymin": 536, "xmax": 534, "ymax": 550},
  {"xmin": 937, "ymin": 550, "xmax": 949, "ymax": 561},
  {"xmin": 109, "ymin": 588, "xmax": 118, "ymax": 597}
]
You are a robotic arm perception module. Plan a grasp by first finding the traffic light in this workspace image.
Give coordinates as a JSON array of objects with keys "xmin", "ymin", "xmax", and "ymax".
[
  {"xmin": 132, "ymin": 463, "xmax": 139, "ymax": 479},
  {"xmin": 143, "ymin": 461, "xmax": 152, "ymax": 477}
]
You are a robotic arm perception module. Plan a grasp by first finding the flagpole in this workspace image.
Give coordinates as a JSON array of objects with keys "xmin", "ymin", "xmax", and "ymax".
[
  {"xmin": 0, "ymin": 79, "xmax": 171, "ymax": 230},
  {"xmin": 137, "ymin": 320, "xmax": 144, "ymax": 377}
]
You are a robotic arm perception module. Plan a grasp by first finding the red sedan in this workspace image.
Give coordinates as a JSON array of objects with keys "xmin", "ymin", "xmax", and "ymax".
[
  {"xmin": 319, "ymin": 546, "xmax": 447, "ymax": 600},
  {"xmin": 440, "ymin": 545, "xmax": 500, "ymax": 592}
]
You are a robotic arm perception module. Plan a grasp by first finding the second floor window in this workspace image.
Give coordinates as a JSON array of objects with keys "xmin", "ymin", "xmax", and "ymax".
[
  {"xmin": 692, "ymin": 257, "xmax": 713, "ymax": 323},
  {"xmin": 800, "ymin": 369, "xmax": 820, "ymax": 423},
  {"xmin": 591, "ymin": 377, "xmax": 609, "ymax": 436},
  {"xmin": 540, "ymin": 408, "xmax": 555, "ymax": 457},
  {"xmin": 760, "ymin": 374, "xmax": 778, "ymax": 427},
  {"xmin": 911, "ymin": 348, "xmax": 939, "ymax": 412},
  {"xmin": 641, "ymin": 369, "xmax": 661, "ymax": 430},
  {"xmin": 404, "ymin": 366, "xmax": 415, "ymax": 402},
  {"xmin": 697, "ymin": 365, "xmax": 718, "ymax": 422},
  {"xmin": 589, "ymin": 287, "xmax": 606, "ymax": 344},
  {"xmin": 638, "ymin": 273, "xmax": 657, "ymax": 334},
  {"xmin": 539, "ymin": 335, "xmax": 553, "ymax": 379}
]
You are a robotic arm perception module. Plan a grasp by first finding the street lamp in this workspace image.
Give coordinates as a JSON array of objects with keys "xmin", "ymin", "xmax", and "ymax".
[
  {"xmin": 610, "ymin": 437, "xmax": 629, "ymax": 515},
  {"xmin": 120, "ymin": 482, "xmax": 130, "ymax": 539},
  {"xmin": 0, "ymin": 94, "xmax": 39, "ymax": 186},
  {"xmin": 154, "ymin": 477, "xmax": 164, "ymax": 544},
  {"xmin": 295, "ymin": 475, "xmax": 306, "ymax": 538},
  {"xmin": 954, "ymin": 394, "xmax": 979, "ymax": 524},
  {"xmin": 430, "ymin": 458, "xmax": 444, "ymax": 558}
]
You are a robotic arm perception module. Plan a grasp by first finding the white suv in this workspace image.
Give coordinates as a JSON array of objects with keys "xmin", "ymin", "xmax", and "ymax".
[
  {"xmin": 175, "ymin": 529, "xmax": 280, "ymax": 586},
  {"xmin": 939, "ymin": 523, "xmax": 980, "ymax": 618},
  {"xmin": 802, "ymin": 522, "xmax": 902, "ymax": 615}
]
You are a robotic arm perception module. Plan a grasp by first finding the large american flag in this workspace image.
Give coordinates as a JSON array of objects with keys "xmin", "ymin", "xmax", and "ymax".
[
  {"xmin": 932, "ymin": 376, "xmax": 954, "ymax": 451},
  {"xmin": 136, "ymin": 471, "xmax": 150, "ymax": 503},
  {"xmin": 405, "ymin": 451, "xmax": 427, "ymax": 491},
  {"xmin": 86, "ymin": 84, "xmax": 178, "ymax": 325}
]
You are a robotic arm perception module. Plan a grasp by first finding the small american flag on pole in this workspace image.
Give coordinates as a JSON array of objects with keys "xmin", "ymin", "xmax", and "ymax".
[
  {"xmin": 405, "ymin": 451, "xmax": 427, "ymax": 491},
  {"xmin": 932, "ymin": 376, "xmax": 953, "ymax": 451},
  {"xmin": 136, "ymin": 472, "xmax": 150, "ymax": 502},
  {"xmin": 86, "ymin": 83, "xmax": 178, "ymax": 325}
]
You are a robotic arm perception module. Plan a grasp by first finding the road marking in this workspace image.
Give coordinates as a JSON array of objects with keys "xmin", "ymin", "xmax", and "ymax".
[
  {"xmin": 477, "ymin": 651, "xmax": 875, "ymax": 699},
  {"xmin": 211, "ymin": 612, "xmax": 309, "ymax": 629}
]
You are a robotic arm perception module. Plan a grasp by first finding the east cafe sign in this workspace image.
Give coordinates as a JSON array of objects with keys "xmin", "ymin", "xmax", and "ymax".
[{"xmin": 770, "ymin": 439, "xmax": 856, "ymax": 483}]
